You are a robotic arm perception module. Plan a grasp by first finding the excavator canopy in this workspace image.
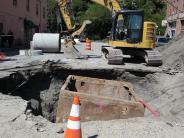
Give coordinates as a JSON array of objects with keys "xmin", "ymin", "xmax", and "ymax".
[{"xmin": 111, "ymin": 10, "xmax": 144, "ymax": 43}]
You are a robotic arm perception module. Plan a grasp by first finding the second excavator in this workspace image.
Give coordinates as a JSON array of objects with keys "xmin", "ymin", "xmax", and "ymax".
[{"xmin": 58, "ymin": 0, "xmax": 162, "ymax": 66}]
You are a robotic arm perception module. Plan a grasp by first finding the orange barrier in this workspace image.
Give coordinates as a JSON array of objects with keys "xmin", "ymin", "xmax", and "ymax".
[
  {"xmin": 64, "ymin": 96, "xmax": 82, "ymax": 138},
  {"xmin": 0, "ymin": 52, "xmax": 6, "ymax": 60},
  {"xmin": 85, "ymin": 37, "xmax": 91, "ymax": 51}
]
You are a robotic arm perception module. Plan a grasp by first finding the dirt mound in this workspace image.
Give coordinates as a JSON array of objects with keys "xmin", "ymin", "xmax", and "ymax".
[{"xmin": 161, "ymin": 34, "xmax": 184, "ymax": 72}]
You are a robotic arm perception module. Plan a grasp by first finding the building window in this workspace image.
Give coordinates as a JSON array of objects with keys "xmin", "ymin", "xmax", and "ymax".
[
  {"xmin": 0, "ymin": 23, "xmax": 3, "ymax": 34},
  {"xmin": 181, "ymin": 20, "xmax": 184, "ymax": 31},
  {"xmin": 36, "ymin": 4, "xmax": 39, "ymax": 16},
  {"xmin": 13, "ymin": 0, "xmax": 17, "ymax": 7},
  {"xmin": 26, "ymin": 0, "xmax": 30, "ymax": 12},
  {"xmin": 43, "ymin": 7, "xmax": 46, "ymax": 19}
]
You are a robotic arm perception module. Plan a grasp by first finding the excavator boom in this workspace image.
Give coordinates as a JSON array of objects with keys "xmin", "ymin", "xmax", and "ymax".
[
  {"xmin": 58, "ymin": 0, "xmax": 122, "ymax": 37},
  {"xmin": 58, "ymin": 0, "xmax": 75, "ymax": 31}
]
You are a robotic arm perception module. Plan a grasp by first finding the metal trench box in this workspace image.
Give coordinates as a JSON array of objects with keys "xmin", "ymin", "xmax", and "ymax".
[{"xmin": 56, "ymin": 75, "xmax": 145, "ymax": 123}]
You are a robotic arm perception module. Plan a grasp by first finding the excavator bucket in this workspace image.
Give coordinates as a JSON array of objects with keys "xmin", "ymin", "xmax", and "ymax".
[
  {"xmin": 56, "ymin": 75, "xmax": 145, "ymax": 123},
  {"xmin": 63, "ymin": 38, "xmax": 86, "ymax": 59}
]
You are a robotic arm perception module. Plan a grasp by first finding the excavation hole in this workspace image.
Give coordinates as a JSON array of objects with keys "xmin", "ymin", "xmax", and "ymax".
[
  {"xmin": 0, "ymin": 68, "xmax": 153, "ymax": 123},
  {"xmin": 0, "ymin": 69, "xmax": 122, "ymax": 123}
]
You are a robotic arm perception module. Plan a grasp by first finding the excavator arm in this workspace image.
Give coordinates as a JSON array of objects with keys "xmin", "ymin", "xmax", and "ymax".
[
  {"xmin": 58, "ymin": 0, "xmax": 75, "ymax": 31},
  {"xmin": 58, "ymin": 0, "xmax": 122, "ymax": 37}
]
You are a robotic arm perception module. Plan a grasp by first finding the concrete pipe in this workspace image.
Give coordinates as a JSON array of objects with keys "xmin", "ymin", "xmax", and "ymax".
[{"xmin": 32, "ymin": 33, "xmax": 62, "ymax": 53}]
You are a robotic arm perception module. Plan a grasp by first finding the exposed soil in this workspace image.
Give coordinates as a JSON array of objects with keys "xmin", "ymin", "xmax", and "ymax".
[
  {"xmin": 0, "ymin": 68, "xmax": 142, "ymax": 123},
  {"xmin": 161, "ymin": 33, "xmax": 184, "ymax": 72},
  {"xmin": 1, "ymin": 35, "xmax": 184, "ymax": 137},
  {"xmin": 0, "ymin": 64, "xmax": 183, "ymax": 125}
]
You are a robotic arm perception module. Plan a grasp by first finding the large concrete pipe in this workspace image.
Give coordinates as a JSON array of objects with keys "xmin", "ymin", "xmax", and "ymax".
[
  {"xmin": 32, "ymin": 33, "xmax": 61, "ymax": 53},
  {"xmin": 32, "ymin": 33, "xmax": 80, "ymax": 53}
]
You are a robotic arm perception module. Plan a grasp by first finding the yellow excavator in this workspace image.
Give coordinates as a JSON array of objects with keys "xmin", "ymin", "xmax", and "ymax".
[{"xmin": 58, "ymin": 0, "xmax": 162, "ymax": 66}]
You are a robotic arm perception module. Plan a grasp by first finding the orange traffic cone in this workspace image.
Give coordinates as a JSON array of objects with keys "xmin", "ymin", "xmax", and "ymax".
[
  {"xmin": 64, "ymin": 96, "xmax": 82, "ymax": 138},
  {"xmin": 85, "ymin": 37, "xmax": 91, "ymax": 51},
  {"xmin": 0, "ymin": 52, "xmax": 6, "ymax": 60}
]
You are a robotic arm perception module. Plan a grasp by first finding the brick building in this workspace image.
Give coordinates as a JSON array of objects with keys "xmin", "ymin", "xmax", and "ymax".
[
  {"xmin": 0, "ymin": 0, "xmax": 48, "ymax": 46},
  {"xmin": 166, "ymin": 0, "xmax": 184, "ymax": 38}
]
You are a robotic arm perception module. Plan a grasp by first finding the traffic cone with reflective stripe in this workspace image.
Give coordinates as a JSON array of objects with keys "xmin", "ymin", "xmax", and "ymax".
[
  {"xmin": 64, "ymin": 96, "xmax": 82, "ymax": 138},
  {"xmin": 85, "ymin": 37, "xmax": 91, "ymax": 51}
]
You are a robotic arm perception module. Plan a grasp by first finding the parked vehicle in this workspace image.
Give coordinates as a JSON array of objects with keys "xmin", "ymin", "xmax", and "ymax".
[
  {"xmin": 156, "ymin": 36, "xmax": 170, "ymax": 47},
  {"xmin": 79, "ymin": 33, "xmax": 86, "ymax": 42}
]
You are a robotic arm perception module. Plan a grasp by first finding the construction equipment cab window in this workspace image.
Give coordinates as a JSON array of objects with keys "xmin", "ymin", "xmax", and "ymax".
[{"xmin": 113, "ymin": 10, "xmax": 144, "ymax": 44}]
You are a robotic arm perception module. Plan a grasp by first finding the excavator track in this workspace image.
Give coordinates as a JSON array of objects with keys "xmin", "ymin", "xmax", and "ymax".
[
  {"xmin": 102, "ymin": 46, "xmax": 124, "ymax": 65},
  {"xmin": 143, "ymin": 49, "xmax": 162, "ymax": 66},
  {"xmin": 102, "ymin": 46, "xmax": 162, "ymax": 66}
]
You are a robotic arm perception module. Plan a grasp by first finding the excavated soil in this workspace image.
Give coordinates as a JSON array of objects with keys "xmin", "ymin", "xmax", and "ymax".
[
  {"xmin": 1, "ymin": 35, "xmax": 184, "ymax": 137},
  {"xmin": 161, "ymin": 34, "xmax": 184, "ymax": 72},
  {"xmin": 0, "ymin": 68, "xmax": 131, "ymax": 122}
]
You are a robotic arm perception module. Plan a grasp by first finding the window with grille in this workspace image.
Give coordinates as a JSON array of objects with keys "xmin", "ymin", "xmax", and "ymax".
[
  {"xmin": 26, "ymin": 0, "xmax": 30, "ymax": 12},
  {"xmin": 43, "ymin": 7, "xmax": 46, "ymax": 19},
  {"xmin": 13, "ymin": 0, "xmax": 17, "ymax": 7},
  {"xmin": 181, "ymin": 20, "xmax": 184, "ymax": 31},
  {"xmin": 36, "ymin": 4, "xmax": 39, "ymax": 16},
  {"xmin": 0, "ymin": 23, "xmax": 3, "ymax": 34}
]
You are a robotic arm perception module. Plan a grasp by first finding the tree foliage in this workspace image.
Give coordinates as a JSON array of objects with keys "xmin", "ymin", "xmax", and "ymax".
[
  {"xmin": 47, "ymin": 0, "xmax": 166, "ymax": 37},
  {"xmin": 82, "ymin": 4, "xmax": 111, "ymax": 39},
  {"xmin": 47, "ymin": 0, "xmax": 58, "ymax": 32},
  {"xmin": 71, "ymin": 0, "xmax": 166, "ymax": 38},
  {"xmin": 122, "ymin": 0, "xmax": 166, "ymax": 34},
  {"xmin": 72, "ymin": 1, "xmax": 112, "ymax": 40}
]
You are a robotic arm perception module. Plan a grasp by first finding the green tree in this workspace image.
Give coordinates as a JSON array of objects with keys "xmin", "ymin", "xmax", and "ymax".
[
  {"xmin": 47, "ymin": 0, "xmax": 58, "ymax": 33},
  {"xmin": 82, "ymin": 4, "xmax": 111, "ymax": 40},
  {"xmin": 122, "ymin": 0, "xmax": 166, "ymax": 34},
  {"xmin": 72, "ymin": 0, "xmax": 88, "ymax": 15},
  {"xmin": 72, "ymin": 1, "xmax": 112, "ymax": 40},
  {"xmin": 83, "ymin": 4, "xmax": 111, "ymax": 21},
  {"xmin": 71, "ymin": 0, "xmax": 88, "ymax": 26},
  {"xmin": 48, "ymin": 0, "xmax": 166, "ymax": 37}
]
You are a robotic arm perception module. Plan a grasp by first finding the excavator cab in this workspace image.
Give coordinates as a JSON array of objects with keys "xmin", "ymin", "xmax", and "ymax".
[{"xmin": 112, "ymin": 10, "xmax": 144, "ymax": 44}]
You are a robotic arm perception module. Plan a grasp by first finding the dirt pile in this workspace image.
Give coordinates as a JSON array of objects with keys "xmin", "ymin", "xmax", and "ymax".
[{"xmin": 161, "ymin": 34, "xmax": 184, "ymax": 72}]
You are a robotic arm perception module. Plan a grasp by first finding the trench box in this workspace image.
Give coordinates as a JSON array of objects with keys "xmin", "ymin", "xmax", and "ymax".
[{"xmin": 56, "ymin": 75, "xmax": 145, "ymax": 123}]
